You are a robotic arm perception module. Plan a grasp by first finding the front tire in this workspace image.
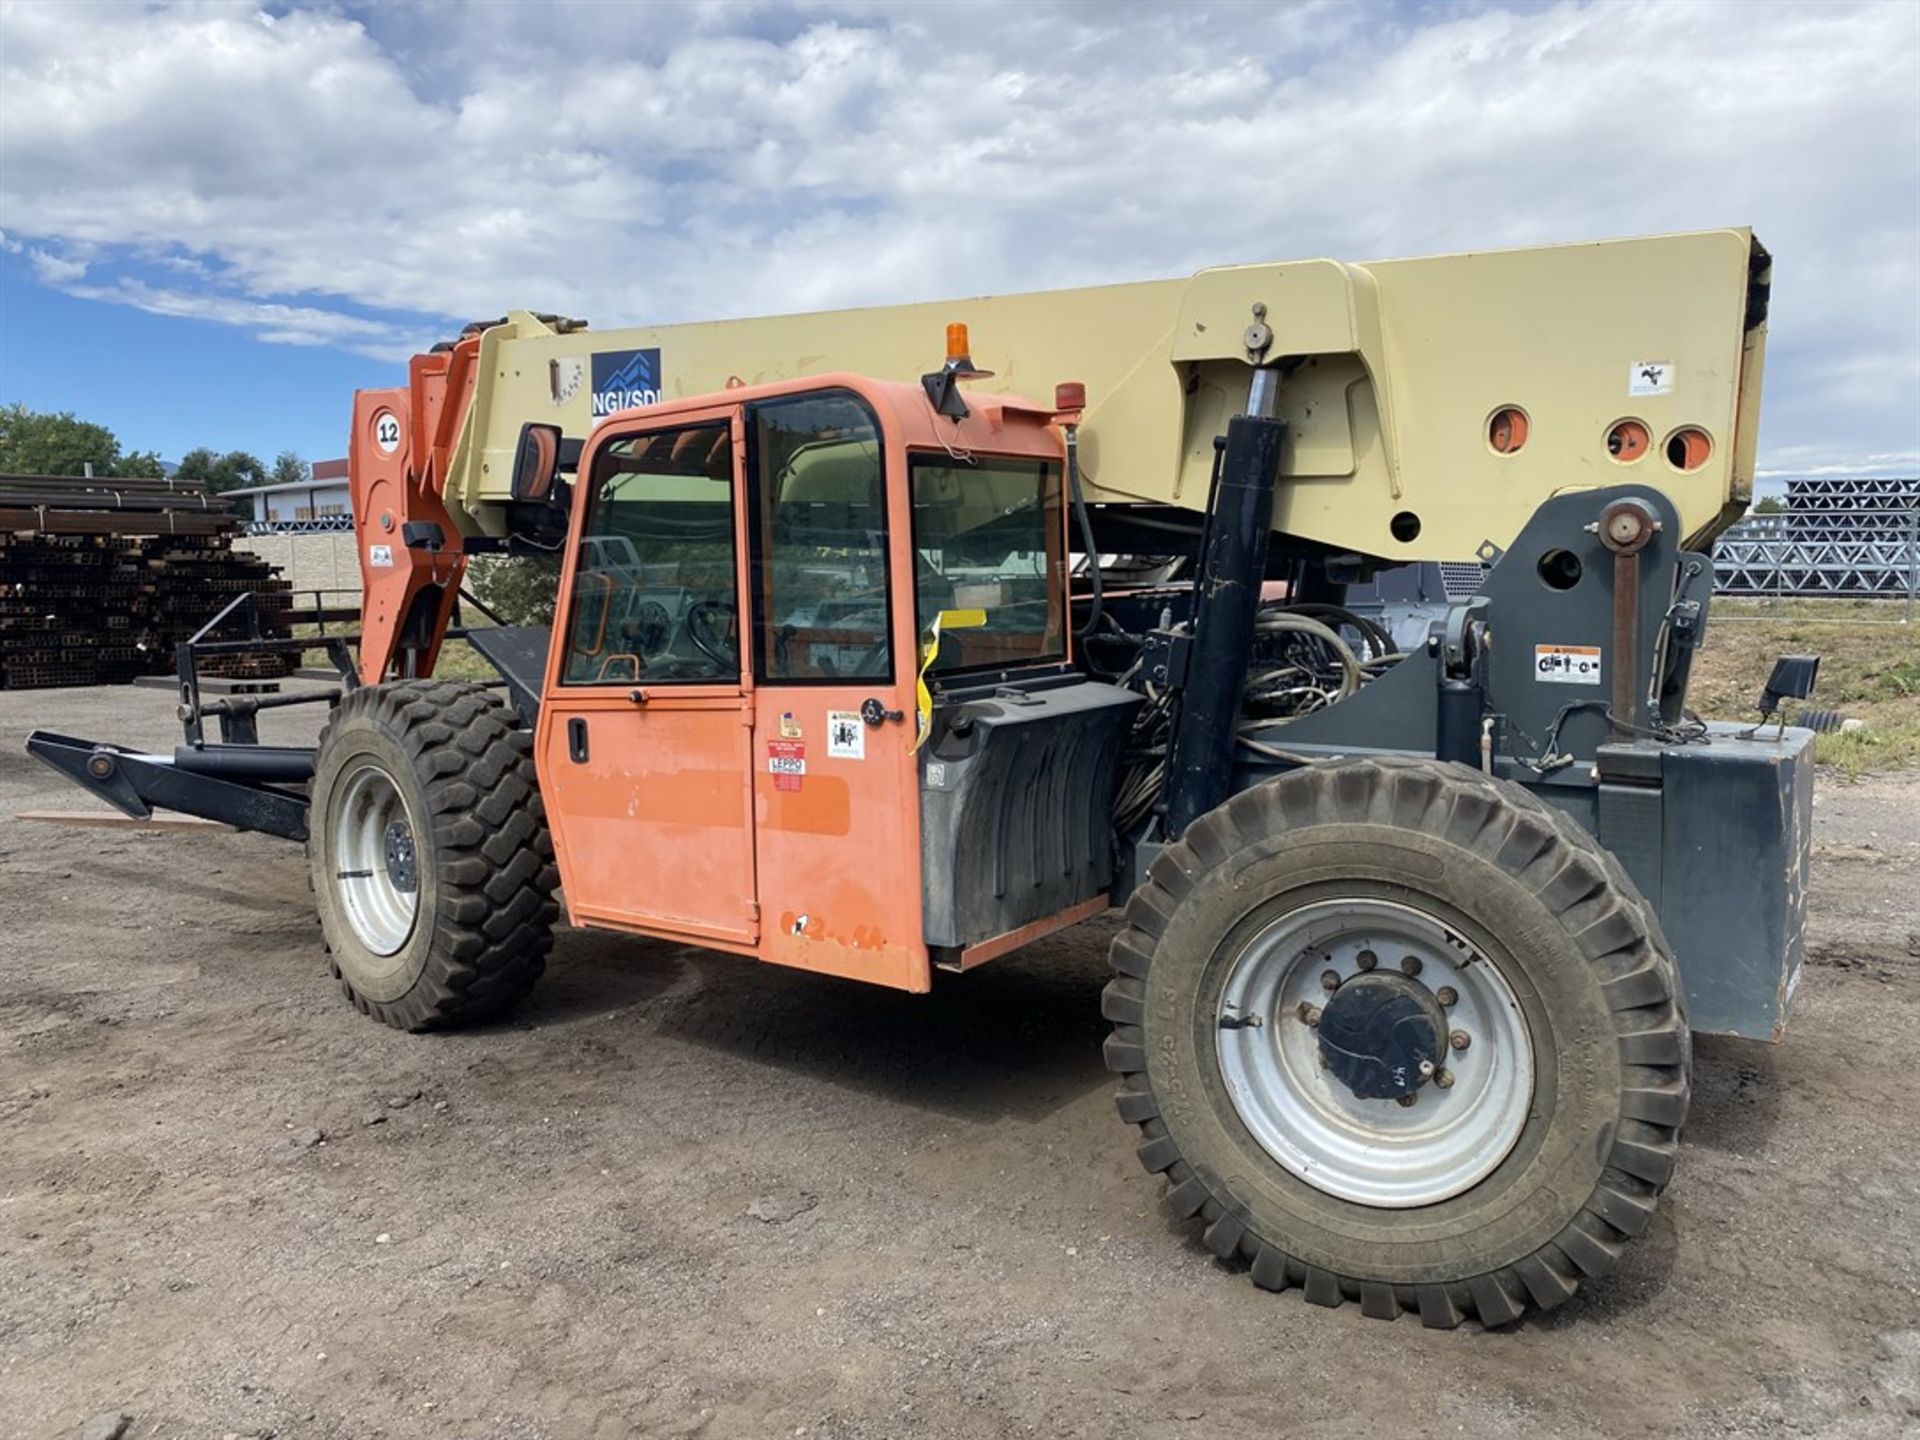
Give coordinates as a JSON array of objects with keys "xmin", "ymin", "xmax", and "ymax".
[
  {"xmin": 309, "ymin": 680, "xmax": 558, "ymax": 1030},
  {"xmin": 1102, "ymin": 757, "xmax": 1688, "ymax": 1327}
]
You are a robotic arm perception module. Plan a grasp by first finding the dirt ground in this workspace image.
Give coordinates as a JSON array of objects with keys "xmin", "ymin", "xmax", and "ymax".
[{"xmin": 2, "ymin": 682, "xmax": 1917, "ymax": 1440}]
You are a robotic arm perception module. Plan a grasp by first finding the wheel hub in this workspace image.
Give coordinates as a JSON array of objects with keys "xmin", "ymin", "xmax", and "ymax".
[
  {"xmin": 1316, "ymin": 971, "xmax": 1446, "ymax": 1100},
  {"xmin": 1214, "ymin": 897, "xmax": 1535, "ymax": 1208},
  {"xmin": 331, "ymin": 763, "xmax": 422, "ymax": 958},
  {"xmin": 383, "ymin": 820, "xmax": 418, "ymax": 893}
]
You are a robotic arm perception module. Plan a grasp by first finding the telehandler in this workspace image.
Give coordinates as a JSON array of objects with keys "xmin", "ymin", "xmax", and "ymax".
[{"xmin": 32, "ymin": 227, "xmax": 1815, "ymax": 1329}]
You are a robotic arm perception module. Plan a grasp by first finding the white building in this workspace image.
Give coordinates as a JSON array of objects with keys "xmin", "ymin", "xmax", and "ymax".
[{"xmin": 225, "ymin": 459, "xmax": 352, "ymax": 533}]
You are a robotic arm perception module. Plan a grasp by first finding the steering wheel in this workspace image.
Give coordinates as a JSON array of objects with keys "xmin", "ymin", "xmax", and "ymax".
[
  {"xmin": 619, "ymin": 599, "xmax": 674, "ymax": 658},
  {"xmin": 686, "ymin": 599, "xmax": 738, "ymax": 670}
]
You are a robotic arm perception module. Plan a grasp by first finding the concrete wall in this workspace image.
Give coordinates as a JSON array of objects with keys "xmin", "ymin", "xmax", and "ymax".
[{"xmin": 237, "ymin": 531, "xmax": 360, "ymax": 598}]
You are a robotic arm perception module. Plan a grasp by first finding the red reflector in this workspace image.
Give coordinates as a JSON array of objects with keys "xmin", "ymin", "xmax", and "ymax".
[{"xmin": 1054, "ymin": 381, "xmax": 1087, "ymax": 411}]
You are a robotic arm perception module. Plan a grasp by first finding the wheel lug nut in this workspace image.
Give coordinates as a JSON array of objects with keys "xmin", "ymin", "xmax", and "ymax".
[
  {"xmin": 1396, "ymin": 1093, "xmax": 1418, "ymax": 1108},
  {"xmin": 1400, "ymin": 955, "xmax": 1422, "ymax": 977},
  {"xmin": 1355, "ymin": 949, "xmax": 1378, "ymax": 972},
  {"xmin": 1320, "ymin": 969, "xmax": 1341, "ymax": 992},
  {"xmin": 1434, "ymin": 1068, "xmax": 1455, "ymax": 1089},
  {"xmin": 1297, "ymin": 1003, "xmax": 1321, "ymax": 1027},
  {"xmin": 1450, "ymin": 1030, "xmax": 1471, "ymax": 1051},
  {"xmin": 1436, "ymin": 986, "xmax": 1458, "ymax": 1007}
]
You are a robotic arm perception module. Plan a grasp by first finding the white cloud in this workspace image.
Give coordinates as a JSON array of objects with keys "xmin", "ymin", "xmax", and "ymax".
[
  {"xmin": 26, "ymin": 246, "xmax": 86, "ymax": 284},
  {"xmin": 0, "ymin": 0, "xmax": 1915, "ymax": 470},
  {"xmin": 57, "ymin": 275, "xmax": 426, "ymax": 358}
]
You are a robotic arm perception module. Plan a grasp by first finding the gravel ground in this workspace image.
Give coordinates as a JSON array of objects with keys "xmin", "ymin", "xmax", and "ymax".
[{"xmin": 2, "ymin": 682, "xmax": 1916, "ymax": 1440}]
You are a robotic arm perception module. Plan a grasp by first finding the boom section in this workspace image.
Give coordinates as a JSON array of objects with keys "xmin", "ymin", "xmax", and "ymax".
[{"xmin": 418, "ymin": 228, "xmax": 1767, "ymax": 563}]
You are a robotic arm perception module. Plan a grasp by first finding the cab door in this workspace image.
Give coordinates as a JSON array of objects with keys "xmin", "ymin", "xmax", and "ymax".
[
  {"xmin": 536, "ymin": 406, "xmax": 759, "ymax": 949},
  {"xmin": 741, "ymin": 389, "xmax": 928, "ymax": 990}
]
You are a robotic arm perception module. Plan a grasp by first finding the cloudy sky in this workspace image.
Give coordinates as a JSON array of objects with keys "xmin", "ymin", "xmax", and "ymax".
[{"xmin": 1, "ymin": 0, "xmax": 1915, "ymax": 477}]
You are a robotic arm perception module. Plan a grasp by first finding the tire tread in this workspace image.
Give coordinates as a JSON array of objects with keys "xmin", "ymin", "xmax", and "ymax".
[
  {"xmin": 310, "ymin": 679, "xmax": 557, "ymax": 1031},
  {"xmin": 1100, "ymin": 757, "xmax": 1689, "ymax": 1329}
]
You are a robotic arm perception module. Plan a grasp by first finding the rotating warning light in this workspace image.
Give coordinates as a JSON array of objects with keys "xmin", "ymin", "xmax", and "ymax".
[
  {"xmin": 924, "ymin": 321, "xmax": 993, "ymax": 419},
  {"xmin": 939, "ymin": 322, "xmax": 992, "ymax": 381}
]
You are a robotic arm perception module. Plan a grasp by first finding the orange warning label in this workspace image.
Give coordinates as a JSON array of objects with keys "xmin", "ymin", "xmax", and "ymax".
[
  {"xmin": 1535, "ymin": 644, "xmax": 1603, "ymax": 685},
  {"xmin": 767, "ymin": 739, "xmax": 805, "ymax": 791}
]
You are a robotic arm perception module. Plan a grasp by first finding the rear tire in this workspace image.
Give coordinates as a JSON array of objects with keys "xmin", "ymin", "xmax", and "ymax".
[
  {"xmin": 309, "ymin": 679, "xmax": 557, "ymax": 1031},
  {"xmin": 1102, "ymin": 757, "xmax": 1688, "ymax": 1327}
]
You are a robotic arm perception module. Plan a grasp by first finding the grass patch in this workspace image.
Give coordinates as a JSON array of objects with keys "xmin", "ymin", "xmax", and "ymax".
[
  {"xmin": 428, "ymin": 639, "xmax": 499, "ymax": 682},
  {"xmin": 1690, "ymin": 599, "xmax": 1920, "ymax": 778},
  {"xmin": 288, "ymin": 621, "xmax": 501, "ymax": 684}
]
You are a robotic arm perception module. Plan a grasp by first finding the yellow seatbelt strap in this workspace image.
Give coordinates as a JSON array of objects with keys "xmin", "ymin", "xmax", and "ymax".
[{"xmin": 913, "ymin": 608, "xmax": 987, "ymax": 752}]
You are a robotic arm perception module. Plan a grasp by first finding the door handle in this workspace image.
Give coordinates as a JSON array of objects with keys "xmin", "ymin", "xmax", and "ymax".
[
  {"xmin": 860, "ymin": 696, "xmax": 904, "ymax": 727},
  {"xmin": 567, "ymin": 716, "xmax": 589, "ymax": 763}
]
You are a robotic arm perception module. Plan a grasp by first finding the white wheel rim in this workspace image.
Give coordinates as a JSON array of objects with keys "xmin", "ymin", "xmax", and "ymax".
[
  {"xmin": 332, "ymin": 763, "xmax": 421, "ymax": 957},
  {"xmin": 1215, "ymin": 897, "xmax": 1535, "ymax": 1208}
]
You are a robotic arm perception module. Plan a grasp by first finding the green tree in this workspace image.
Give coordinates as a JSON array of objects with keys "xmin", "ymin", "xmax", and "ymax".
[
  {"xmin": 272, "ymin": 451, "xmax": 311, "ymax": 487},
  {"xmin": 176, "ymin": 446, "xmax": 270, "ymax": 494},
  {"xmin": 1753, "ymin": 496, "xmax": 1786, "ymax": 514},
  {"xmin": 466, "ymin": 554, "xmax": 562, "ymax": 625},
  {"xmin": 173, "ymin": 448, "xmax": 220, "ymax": 485},
  {"xmin": 118, "ymin": 449, "xmax": 166, "ymax": 478},
  {"xmin": 0, "ymin": 401, "xmax": 162, "ymax": 477}
]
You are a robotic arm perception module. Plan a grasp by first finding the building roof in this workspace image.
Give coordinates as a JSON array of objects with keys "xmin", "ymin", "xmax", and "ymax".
[{"xmin": 220, "ymin": 476, "xmax": 352, "ymax": 499}]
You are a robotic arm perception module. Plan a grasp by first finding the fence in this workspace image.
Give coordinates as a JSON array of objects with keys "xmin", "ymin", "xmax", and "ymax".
[{"xmin": 1712, "ymin": 478, "xmax": 1918, "ymax": 623}]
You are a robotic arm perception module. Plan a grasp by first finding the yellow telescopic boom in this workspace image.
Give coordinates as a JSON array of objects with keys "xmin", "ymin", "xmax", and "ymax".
[{"xmin": 441, "ymin": 227, "xmax": 1767, "ymax": 563}]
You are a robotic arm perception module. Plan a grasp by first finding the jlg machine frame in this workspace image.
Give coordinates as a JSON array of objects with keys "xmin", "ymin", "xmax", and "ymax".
[{"xmin": 30, "ymin": 229, "xmax": 1817, "ymax": 1330}]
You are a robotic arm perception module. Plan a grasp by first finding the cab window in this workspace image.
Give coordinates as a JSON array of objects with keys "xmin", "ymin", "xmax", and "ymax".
[
  {"xmin": 560, "ymin": 421, "xmax": 738, "ymax": 685},
  {"xmin": 909, "ymin": 454, "xmax": 1065, "ymax": 674},
  {"xmin": 746, "ymin": 392, "xmax": 891, "ymax": 682}
]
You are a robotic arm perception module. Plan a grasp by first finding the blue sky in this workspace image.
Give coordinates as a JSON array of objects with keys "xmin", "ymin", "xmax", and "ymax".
[
  {"xmin": 1, "ymin": 0, "xmax": 1916, "ymax": 476},
  {"xmin": 0, "ymin": 258, "xmax": 398, "ymax": 462}
]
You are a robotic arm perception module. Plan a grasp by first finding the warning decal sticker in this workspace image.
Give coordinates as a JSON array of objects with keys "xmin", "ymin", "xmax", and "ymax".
[
  {"xmin": 1628, "ymin": 361, "xmax": 1673, "ymax": 397},
  {"xmin": 768, "ymin": 739, "xmax": 805, "ymax": 791},
  {"xmin": 826, "ymin": 710, "xmax": 864, "ymax": 760},
  {"xmin": 1536, "ymin": 644, "xmax": 1603, "ymax": 685}
]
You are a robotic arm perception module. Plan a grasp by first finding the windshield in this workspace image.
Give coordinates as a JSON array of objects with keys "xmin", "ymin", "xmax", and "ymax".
[{"xmin": 909, "ymin": 453, "xmax": 1065, "ymax": 674}]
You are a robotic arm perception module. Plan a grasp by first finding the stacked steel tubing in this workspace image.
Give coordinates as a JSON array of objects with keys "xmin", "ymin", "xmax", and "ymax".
[{"xmin": 0, "ymin": 474, "xmax": 295, "ymax": 689}]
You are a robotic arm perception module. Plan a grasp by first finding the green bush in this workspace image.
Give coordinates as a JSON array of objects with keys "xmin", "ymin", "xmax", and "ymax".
[{"xmin": 466, "ymin": 554, "xmax": 563, "ymax": 626}]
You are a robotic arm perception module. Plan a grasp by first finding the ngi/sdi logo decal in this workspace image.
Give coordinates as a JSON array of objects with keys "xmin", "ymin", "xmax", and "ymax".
[{"xmin": 590, "ymin": 348, "xmax": 663, "ymax": 418}]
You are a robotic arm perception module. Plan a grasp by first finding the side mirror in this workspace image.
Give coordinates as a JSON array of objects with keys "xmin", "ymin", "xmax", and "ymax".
[{"xmin": 512, "ymin": 422, "xmax": 562, "ymax": 501}]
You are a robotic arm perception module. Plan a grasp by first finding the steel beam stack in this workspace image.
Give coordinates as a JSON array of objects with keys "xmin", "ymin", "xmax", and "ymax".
[
  {"xmin": 1714, "ymin": 477, "xmax": 1920, "ymax": 597},
  {"xmin": 0, "ymin": 474, "xmax": 295, "ymax": 689}
]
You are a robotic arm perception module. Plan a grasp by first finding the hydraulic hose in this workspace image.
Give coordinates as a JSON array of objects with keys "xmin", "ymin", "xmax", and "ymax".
[{"xmin": 1065, "ymin": 426, "xmax": 1103, "ymax": 639}]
